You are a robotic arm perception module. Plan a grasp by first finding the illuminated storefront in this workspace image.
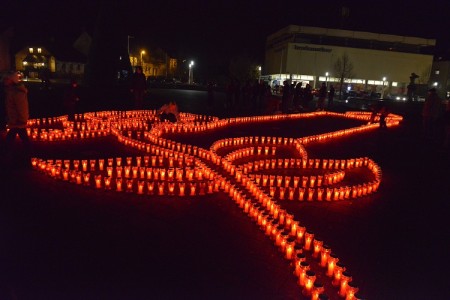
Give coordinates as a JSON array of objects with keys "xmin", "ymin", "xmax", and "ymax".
[{"xmin": 264, "ymin": 25, "xmax": 435, "ymax": 97}]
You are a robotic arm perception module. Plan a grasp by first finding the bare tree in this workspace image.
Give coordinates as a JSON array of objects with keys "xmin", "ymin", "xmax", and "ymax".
[{"xmin": 333, "ymin": 53, "xmax": 354, "ymax": 99}]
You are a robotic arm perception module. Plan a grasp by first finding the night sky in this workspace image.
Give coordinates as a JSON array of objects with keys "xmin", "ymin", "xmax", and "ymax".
[{"xmin": 2, "ymin": 0, "xmax": 450, "ymax": 78}]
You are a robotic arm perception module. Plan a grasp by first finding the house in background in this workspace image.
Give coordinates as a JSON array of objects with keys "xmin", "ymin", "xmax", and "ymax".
[
  {"xmin": 130, "ymin": 47, "xmax": 178, "ymax": 80},
  {"xmin": 14, "ymin": 43, "xmax": 86, "ymax": 82},
  {"xmin": 15, "ymin": 46, "xmax": 55, "ymax": 79}
]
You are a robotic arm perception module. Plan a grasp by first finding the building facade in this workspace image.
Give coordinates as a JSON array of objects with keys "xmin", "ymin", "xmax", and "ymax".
[
  {"xmin": 15, "ymin": 46, "xmax": 85, "ymax": 81},
  {"xmin": 264, "ymin": 25, "xmax": 435, "ymax": 97},
  {"xmin": 430, "ymin": 58, "xmax": 450, "ymax": 99},
  {"xmin": 129, "ymin": 48, "xmax": 178, "ymax": 79}
]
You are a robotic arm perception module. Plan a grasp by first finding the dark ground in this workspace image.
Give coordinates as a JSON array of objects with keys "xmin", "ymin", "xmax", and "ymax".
[{"xmin": 0, "ymin": 83, "xmax": 449, "ymax": 299}]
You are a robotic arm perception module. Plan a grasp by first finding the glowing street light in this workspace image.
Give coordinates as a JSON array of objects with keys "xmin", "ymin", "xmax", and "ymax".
[
  {"xmin": 140, "ymin": 50, "xmax": 146, "ymax": 66},
  {"xmin": 189, "ymin": 60, "xmax": 194, "ymax": 84},
  {"xmin": 258, "ymin": 66, "xmax": 262, "ymax": 82},
  {"xmin": 325, "ymin": 72, "xmax": 329, "ymax": 87}
]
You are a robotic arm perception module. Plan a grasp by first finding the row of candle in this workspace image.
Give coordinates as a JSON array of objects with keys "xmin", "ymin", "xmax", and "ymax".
[
  {"xmin": 28, "ymin": 108, "xmax": 393, "ymax": 299},
  {"xmin": 249, "ymin": 172, "xmax": 346, "ymax": 188},
  {"xmin": 42, "ymin": 155, "xmax": 195, "ymax": 170},
  {"xmin": 32, "ymin": 159, "xmax": 219, "ymax": 196},
  {"xmin": 266, "ymin": 183, "xmax": 380, "ymax": 201},
  {"xmin": 34, "ymin": 161, "xmax": 208, "ymax": 181},
  {"xmin": 116, "ymin": 109, "xmax": 386, "ymax": 294},
  {"xmin": 207, "ymin": 126, "xmax": 372, "ymax": 298},
  {"xmin": 225, "ymin": 176, "xmax": 361, "ymax": 299},
  {"xmin": 243, "ymin": 157, "xmax": 371, "ymax": 172}
]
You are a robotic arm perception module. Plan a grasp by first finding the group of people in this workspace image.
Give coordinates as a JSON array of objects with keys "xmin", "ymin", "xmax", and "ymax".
[
  {"xmin": 281, "ymin": 81, "xmax": 335, "ymax": 113},
  {"xmin": 225, "ymin": 79, "xmax": 268, "ymax": 113}
]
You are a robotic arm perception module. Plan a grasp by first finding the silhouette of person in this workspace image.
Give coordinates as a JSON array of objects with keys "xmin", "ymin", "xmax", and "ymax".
[
  {"xmin": 3, "ymin": 71, "xmax": 31, "ymax": 167},
  {"xmin": 63, "ymin": 79, "xmax": 80, "ymax": 121},
  {"xmin": 158, "ymin": 101, "xmax": 179, "ymax": 123},
  {"xmin": 317, "ymin": 82, "xmax": 327, "ymax": 111},
  {"xmin": 281, "ymin": 80, "xmax": 291, "ymax": 113},
  {"xmin": 422, "ymin": 88, "xmax": 442, "ymax": 139},
  {"xmin": 328, "ymin": 85, "xmax": 335, "ymax": 108},
  {"xmin": 130, "ymin": 66, "xmax": 147, "ymax": 109}
]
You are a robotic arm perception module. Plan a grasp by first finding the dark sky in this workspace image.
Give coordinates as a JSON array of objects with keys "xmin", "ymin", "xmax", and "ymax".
[{"xmin": 2, "ymin": 0, "xmax": 450, "ymax": 77}]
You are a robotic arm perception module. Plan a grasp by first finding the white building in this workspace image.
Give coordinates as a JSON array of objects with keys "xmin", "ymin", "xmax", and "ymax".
[{"xmin": 264, "ymin": 25, "xmax": 435, "ymax": 97}]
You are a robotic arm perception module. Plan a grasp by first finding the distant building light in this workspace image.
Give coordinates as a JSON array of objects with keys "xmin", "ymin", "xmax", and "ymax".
[
  {"xmin": 433, "ymin": 82, "xmax": 438, "ymax": 86},
  {"xmin": 29, "ymin": 48, "xmax": 33, "ymax": 53},
  {"xmin": 392, "ymin": 82, "xmax": 398, "ymax": 87},
  {"xmin": 23, "ymin": 61, "xmax": 28, "ymax": 65},
  {"xmin": 37, "ymin": 48, "xmax": 42, "ymax": 53},
  {"xmin": 435, "ymin": 70, "xmax": 440, "ymax": 75}
]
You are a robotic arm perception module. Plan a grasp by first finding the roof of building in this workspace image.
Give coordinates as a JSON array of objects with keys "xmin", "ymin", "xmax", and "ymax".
[{"xmin": 268, "ymin": 25, "xmax": 436, "ymax": 47}]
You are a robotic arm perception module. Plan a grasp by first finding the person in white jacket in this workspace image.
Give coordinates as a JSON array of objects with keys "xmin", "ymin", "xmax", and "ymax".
[{"xmin": 3, "ymin": 71, "xmax": 30, "ymax": 167}]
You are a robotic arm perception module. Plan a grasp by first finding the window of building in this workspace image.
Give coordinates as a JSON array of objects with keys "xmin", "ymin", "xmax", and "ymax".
[
  {"xmin": 29, "ymin": 48, "xmax": 33, "ymax": 53},
  {"xmin": 392, "ymin": 82, "xmax": 398, "ymax": 87},
  {"xmin": 435, "ymin": 70, "xmax": 440, "ymax": 75},
  {"xmin": 37, "ymin": 48, "xmax": 42, "ymax": 53}
]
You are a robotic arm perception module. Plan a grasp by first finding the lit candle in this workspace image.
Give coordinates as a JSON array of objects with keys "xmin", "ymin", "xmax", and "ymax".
[
  {"xmin": 320, "ymin": 245, "xmax": 331, "ymax": 267},
  {"xmin": 345, "ymin": 282, "xmax": 359, "ymax": 300},
  {"xmin": 327, "ymin": 253, "xmax": 339, "ymax": 277},
  {"xmin": 95, "ymin": 175, "xmax": 102, "ymax": 189},
  {"xmin": 311, "ymin": 281, "xmax": 324, "ymax": 300},
  {"xmin": 312, "ymin": 238, "xmax": 323, "ymax": 258},
  {"xmin": 339, "ymin": 271, "xmax": 352, "ymax": 297},
  {"xmin": 304, "ymin": 231, "xmax": 314, "ymax": 251},
  {"xmin": 302, "ymin": 270, "xmax": 316, "ymax": 296},
  {"xmin": 332, "ymin": 262, "xmax": 346, "ymax": 286},
  {"xmin": 298, "ymin": 261, "xmax": 310, "ymax": 286}
]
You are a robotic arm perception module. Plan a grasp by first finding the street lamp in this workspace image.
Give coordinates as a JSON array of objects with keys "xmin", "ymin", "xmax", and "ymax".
[
  {"xmin": 140, "ymin": 50, "xmax": 146, "ymax": 66},
  {"xmin": 189, "ymin": 60, "xmax": 194, "ymax": 84},
  {"xmin": 325, "ymin": 72, "xmax": 329, "ymax": 87},
  {"xmin": 258, "ymin": 66, "xmax": 262, "ymax": 82}
]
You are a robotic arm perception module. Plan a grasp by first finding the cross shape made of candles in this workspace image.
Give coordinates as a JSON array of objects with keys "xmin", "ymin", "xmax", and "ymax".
[{"xmin": 29, "ymin": 109, "xmax": 402, "ymax": 299}]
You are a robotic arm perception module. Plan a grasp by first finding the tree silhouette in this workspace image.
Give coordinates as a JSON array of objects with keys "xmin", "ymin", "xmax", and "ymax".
[
  {"xmin": 333, "ymin": 53, "xmax": 354, "ymax": 99},
  {"xmin": 85, "ymin": 3, "xmax": 131, "ymax": 87},
  {"xmin": 228, "ymin": 54, "xmax": 259, "ymax": 83}
]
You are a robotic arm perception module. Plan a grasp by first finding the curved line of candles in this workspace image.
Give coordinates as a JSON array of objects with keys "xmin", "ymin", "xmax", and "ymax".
[{"xmin": 28, "ymin": 109, "xmax": 401, "ymax": 299}]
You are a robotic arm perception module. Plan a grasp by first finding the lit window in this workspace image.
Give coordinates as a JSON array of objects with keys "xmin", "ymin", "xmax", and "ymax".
[
  {"xmin": 435, "ymin": 70, "xmax": 440, "ymax": 75},
  {"xmin": 23, "ymin": 61, "xmax": 28, "ymax": 65},
  {"xmin": 37, "ymin": 48, "xmax": 42, "ymax": 53},
  {"xmin": 29, "ymin": 48, "xmax": 33, "ymax": 53},
  {"xmin": 392, "ymin": 82, "xmax": 398, "ymax": 87}
]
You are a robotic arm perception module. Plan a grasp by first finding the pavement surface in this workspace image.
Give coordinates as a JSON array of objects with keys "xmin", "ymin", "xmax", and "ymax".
[{"xmin": 0, "ymin": 87, "xmax": 449, "ymax": 300}]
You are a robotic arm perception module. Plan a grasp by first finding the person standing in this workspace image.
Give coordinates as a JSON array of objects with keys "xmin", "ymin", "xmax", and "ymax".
[
  {"xmin": 130, "ymin": 66, "xmax": 147, "ymax": 109},
  {"xmin": 328, "ymin": 84, "xmax": 335, "ymax": 109},
  {"xmin": 281, "ymin": 80, "xmax": 291, "ymax": 113},
  {"xmin": 422, "ymin": 88, "xmax": 442, "ymax": 140},
  {"xmin": 317, "ymin": 82, "xmax": 327, "ymax": 111},
  {"xmin": 3, "ymin": 71, "xmax": 30, "ymax": 167}
]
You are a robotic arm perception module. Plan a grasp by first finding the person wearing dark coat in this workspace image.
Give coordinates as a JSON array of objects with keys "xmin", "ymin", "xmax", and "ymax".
[{"xmin": 130, "ymin": 66, "xmax": 147, "ymax": 109}]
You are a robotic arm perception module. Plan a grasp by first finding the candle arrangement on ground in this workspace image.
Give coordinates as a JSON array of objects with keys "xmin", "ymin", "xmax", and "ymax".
[{"xmin": 29, "ymin": 109, "xmax": 402, "ymax": 299}]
